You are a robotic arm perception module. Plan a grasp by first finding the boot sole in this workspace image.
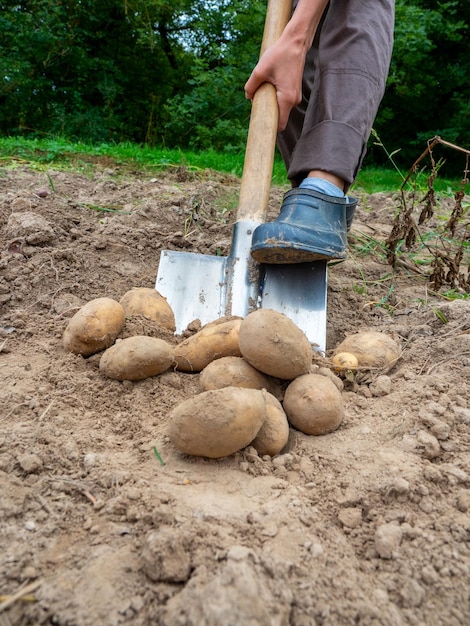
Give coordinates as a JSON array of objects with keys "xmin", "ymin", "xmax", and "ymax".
[{"xmin": 251, "ymin": 241, "xmax": 347, "ymax": 264}]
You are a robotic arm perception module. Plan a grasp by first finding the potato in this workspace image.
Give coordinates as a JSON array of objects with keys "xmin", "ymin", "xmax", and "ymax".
[
  {"xmin": 119, "ymin": 287, "xmax": 175, "ymax": 331},
  {"xmin": 239, "ymin": 309, "xmax": 312, "ymax": 380},
  {"xmin": 199, "ymin": 356, "xmax": 281, "ymax": 397},
  {"xmin": 334, "ymin": 331, "xmax": 400, "ymax": 372},
  {"xmin": 167, "ymin": 387, "xmax": 266, "ymax": 458},
  {"xmin": 332, "ymin": 352, "xmax": 359, "ymax": 373},
  {"xmin": 250, "ymin": 393, "xmax": 289, "ymax": 456},
  {"xmin": 283, "ymin": 374, "xmax": 344, "ymax": 436},
  {"xmin": 174, "ymin": 317, "xmax": 242, "ymax": 372},
  {"xmin": 99, "ymin": 335, "xmax": 174, "ymax": 381},
  {"xmin": 63, "ymin": 297, "xmax": 125, "ymax": 356}
]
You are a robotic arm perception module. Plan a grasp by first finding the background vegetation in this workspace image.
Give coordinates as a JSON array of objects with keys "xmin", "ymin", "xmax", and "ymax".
[{"xmin": 1, "ymin": 0, "xmax": 469, "ymax": 175}]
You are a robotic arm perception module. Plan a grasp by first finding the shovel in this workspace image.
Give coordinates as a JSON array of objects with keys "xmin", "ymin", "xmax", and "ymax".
[{"xmin": 155, "ymin": 0, "xmax": 328, "ymax": 352}]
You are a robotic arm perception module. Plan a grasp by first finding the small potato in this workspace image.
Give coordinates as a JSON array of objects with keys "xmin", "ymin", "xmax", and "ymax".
[
  {"xmin": 174, "ymin": 318, "xmax": 242, "ymax": 372},
  {"xmin": 250, "ymin": 393, "xmax": 289, "ymax": 456},
  {"xmin": 119, "ymin": 287, "xmax": 175, "ymax": 331},
  {"xmin": 99, "ymin": 336, "xmax": 174, "ymax": 381},
  {"xmin": 334, "ymin": 331, "xmax": 400, "ymax": 372},
  {"xmin": 283, "ymin": 373, "xmax": 344, "ymax": 436},
  {"xmin": 63, "ymin": 297, "xmax": 125, "ymax": 356},
  {"xmin": 199, "ymin": 356, "xmax": 281, "ymax": 397},
  {"xmin": 332, "ymin": 352, "xmax": 359, "ymax": 373},
  {"xmin": 167, "ymin": 387, "xmax": 266, "ymax": 458},
  {"xmin": 239, "ymin": 309, "xmax": 312, "ymax": 380}
]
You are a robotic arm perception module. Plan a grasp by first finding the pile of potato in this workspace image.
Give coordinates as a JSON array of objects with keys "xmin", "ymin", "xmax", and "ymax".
[{"xmin": 63, "ymin": 288, "xmax": 401, "ymax": 460}]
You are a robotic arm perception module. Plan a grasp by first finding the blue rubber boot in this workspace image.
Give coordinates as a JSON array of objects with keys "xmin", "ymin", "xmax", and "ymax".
[{"xmin": 251, "ymin": 188, "xmax": 357, "ymax": 264}]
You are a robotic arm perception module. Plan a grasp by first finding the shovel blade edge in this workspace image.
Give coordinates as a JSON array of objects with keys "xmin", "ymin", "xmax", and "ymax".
[{"xmin": 260, "ymin": 261, "xmax": 328, "ymax": 352}]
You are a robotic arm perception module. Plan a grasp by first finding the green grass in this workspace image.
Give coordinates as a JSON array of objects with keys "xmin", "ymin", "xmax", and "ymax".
[{"xmin": 0, "ymin": 136, "xmax": 463, "ymax": 193}]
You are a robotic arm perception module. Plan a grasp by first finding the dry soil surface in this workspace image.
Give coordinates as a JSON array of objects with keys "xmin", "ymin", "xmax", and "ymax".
[{"xmin": 1, "ymin": 163, "xmax": 470, "ymax": 626}]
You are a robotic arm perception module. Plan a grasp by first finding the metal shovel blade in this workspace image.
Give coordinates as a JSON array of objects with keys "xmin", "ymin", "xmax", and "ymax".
[
  {"xmin": 156, "ymin": 250, "xmax": 227, "ymax": 333},
  {"xmin": 156, "ymin": 230, "xmax": 328, "ymax": 351},
  {"xmin": 156, "ymin": 219, "xmax": 262, "ymax": 332},
  {"xmin": 260, "ymin": 261, "xmax": 328, "ymax": 352}
]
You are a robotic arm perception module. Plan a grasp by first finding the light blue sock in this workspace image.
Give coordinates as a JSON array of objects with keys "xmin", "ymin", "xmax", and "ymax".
[{"xmin": 300, "ymin": 176, "xmax": 352, "ymax": 203}]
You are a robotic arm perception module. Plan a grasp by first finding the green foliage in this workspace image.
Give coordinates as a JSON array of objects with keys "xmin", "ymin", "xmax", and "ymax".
[{"xmin": 0, "ymin": 0, "xmax": 192, "ymax": 142}]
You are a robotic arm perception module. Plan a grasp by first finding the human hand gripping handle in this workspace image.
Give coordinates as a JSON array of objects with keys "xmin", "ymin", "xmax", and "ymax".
[{"xmin": 244, "ymin": 0, "xmax": 329, "ymax": 132}]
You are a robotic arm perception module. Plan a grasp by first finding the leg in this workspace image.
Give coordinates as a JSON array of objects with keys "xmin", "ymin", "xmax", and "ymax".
[
  {"xmin": 280, "ymin": 0, "xmax": 395, "ymax": 190},
  {"xmin": 251, "ymin": 0, "xmax": 395, "ymax": 263}
]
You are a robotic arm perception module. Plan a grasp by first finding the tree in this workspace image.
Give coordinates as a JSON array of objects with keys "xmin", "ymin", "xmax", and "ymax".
[{"xmin": 0, "ymin": 0, "xmax": 192, "ymax": 141}]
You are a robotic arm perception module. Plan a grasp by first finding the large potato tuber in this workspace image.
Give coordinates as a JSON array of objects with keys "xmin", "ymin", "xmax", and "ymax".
[
  {"xmin": 239, "ymin": 309, "xmax": 312, "ymax": 380},
  {"xmin": 283, "ymin": 373, "xmax": 344, "ymax": 436},
  {"xmin": 167, "ymin": 387, "xmax": 266, "ymax": 458},
  {"xmin": 99, "ymin": 335, "xmax": 174, "ymax": 381},
  {"xmin": 174, "ymin": 317, "xmax": 242, "ymax": 372},
  {"xmin": 250, "ymin": 393, "xmax": 289, "ymax": 456},
  {"xmin": 119, "ymin": 287, "xmax": 175, "ymax": 331},
  {"xmin": 63, "ymin": 297, "xmax": 125, "ymax": 356},
  {"xmin": 199, "ymin": 356, "xmax": 281, "ymax": 397},
  {"xmin": 334, "ymin": 331, "xmax": 400, "ymax": 373}
]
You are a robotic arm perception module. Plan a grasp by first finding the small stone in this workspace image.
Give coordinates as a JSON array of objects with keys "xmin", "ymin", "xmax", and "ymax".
[
  {"xmin": 421, "ymin": 565, "xmax": 439, "ymax": 585},
  {"xmin": 430, "ymin": 420, "xmax": 450, "ymax": 440},
  {"xmin": 369, "ymin": 375, "xmax": 392, "ymax": 397},
  {"xmin": 416, "ymin": 430, "xmax": 441, "ymax": 459},
  {"xmin": 226, "ymin": 545, "xmax": 254, "ymax": 562},
  {"xmin": 272, "ymin": 453, "xmax": 293, "ymax": 468},
  {"xmin": 400, "ymin": 579, "xmax": 425, "ymax": 608},
  {"xmin": 452, "ymin": 406, "xmax": 470, "ymax": 424},
  {"xmin": 130, "ymin": 596, "xmax": 145, "ymax": 613},
  {"xmin": 261, "ymin": 521, "xmax": 279, "ymax": 537},
  {"xmin": 310, "ymin": 543, "xmax": 324, "ymax": 558},
  {"xmin": 375, "ymin": 523, "xmax": 402, "ymax": 559},
  {"xmin": 141, "ymin": 528, "xmax": 191, "ymax": 583},
  {"xmin": 419, "ymin": 498, "xmax": 434, "ymax": 513},
  {"xmin": 18, "ymin": 453, "xmax": 43, "ymax": 474},
  {"xmin": 338, "ymin": 507, "xmax": 362, "ymax": 529},
  {"xmin": 456, "ymin": 492, "xmax": 470, "ymax": 512},
  {"xmin": 83, "ymin": 453, "xmax": 97, "ymax": 470},
  {"xmin": 372, "ymin": 589, "xmax": 389, "ymax": 604}
]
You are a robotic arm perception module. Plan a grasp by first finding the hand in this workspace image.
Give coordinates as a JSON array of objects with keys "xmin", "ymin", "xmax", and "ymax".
[
  {"xmin": 244, "ymin": 37, "xmax": 306, "ymax": 131},
  {"xmin": 244, "ymin": 0, "xmax": 327, "ymax": 131}
]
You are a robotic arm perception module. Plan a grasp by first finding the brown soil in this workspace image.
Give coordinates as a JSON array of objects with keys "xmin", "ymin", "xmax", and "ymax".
[{"xmin": 1, "ymin": 163, "xmax": 470, "ymax": 626}]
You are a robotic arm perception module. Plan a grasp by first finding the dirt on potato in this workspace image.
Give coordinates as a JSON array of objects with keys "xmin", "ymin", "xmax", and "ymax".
[{"xmin": 1, "ymin": 163, "xmax": 470, "ymax": 626}]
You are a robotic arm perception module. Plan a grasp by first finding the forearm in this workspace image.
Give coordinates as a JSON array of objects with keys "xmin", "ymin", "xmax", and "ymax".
[
  {"xmin": 281, "ymin": 0, "xmax": 330, "ymax": 54},
  {"xmin": 245, "ymin": 0, "xmax": 330, "ymax": 130}
]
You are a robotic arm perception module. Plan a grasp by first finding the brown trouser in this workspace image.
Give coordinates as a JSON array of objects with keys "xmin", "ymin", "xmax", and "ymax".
[{"xmin": 278, "ymin": 0, "xmax": 395, "ymax": 189}]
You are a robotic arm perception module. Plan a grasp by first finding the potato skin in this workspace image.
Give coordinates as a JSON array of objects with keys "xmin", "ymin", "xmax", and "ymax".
[
  {"xmin": 99, "ymin": 335, "xmax": 174, "ymax": 381},
  {"xmin": 119, "ymin": 287, "xmax": 175, "ymax": 331},
  {"xmin": 250, "ymin": 393, "xmax": 289, "ymax": 456},
  {"xmin": 239, "ymin": 309, "xmax": 312, "ymax": 380},
  {"xmin": 283, "ymin": 374, "xmax": 344, "ymax": 436},
  {"xmin": 63, "ymin": 297, "xmax": 125, "ymax": 356},
  {"xmin": 174, "ymin": 318, "xmax": 242, "ymax": 372},
  {"xmin": 199, "ymin": 356, "xmax": 281, "ymax": 397},
  {"xmin": 334, "ymin": 331, "xmax": 400, "ymax": 372},
  {"xmin": 167, "ymin": 387, "xmax": 266, "ymax": 458}
]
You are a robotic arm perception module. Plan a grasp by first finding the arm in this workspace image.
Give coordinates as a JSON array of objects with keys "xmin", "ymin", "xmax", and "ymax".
[{"xmin": 244, "ymin": 0, "xmax": 329, "ymax": 131}]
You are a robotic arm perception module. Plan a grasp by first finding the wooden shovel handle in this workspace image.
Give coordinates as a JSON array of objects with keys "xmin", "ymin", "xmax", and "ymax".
[{"xmin": 237, "ymin": 0, "xmax": 292, "ymax": 223}]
